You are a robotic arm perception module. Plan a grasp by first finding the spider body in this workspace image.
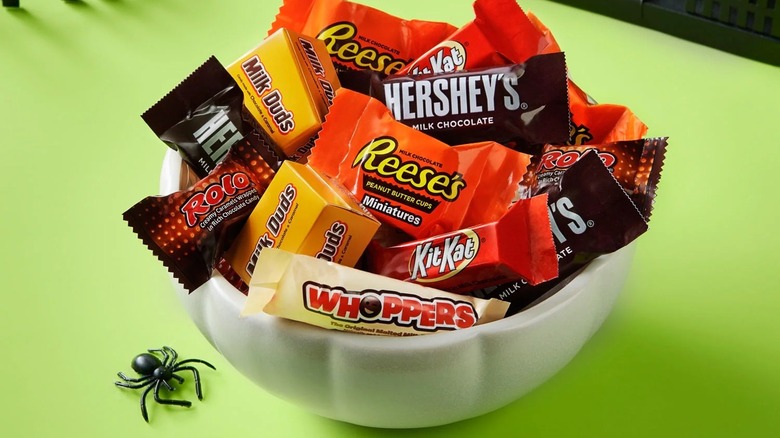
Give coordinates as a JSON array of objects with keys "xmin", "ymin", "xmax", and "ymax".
[{"xmin": 115, "ymin": 346, "xmax": 215, "ymax": 422}]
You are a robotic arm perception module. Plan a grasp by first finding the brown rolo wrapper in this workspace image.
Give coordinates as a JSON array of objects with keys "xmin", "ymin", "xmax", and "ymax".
[
  {"xmin": 123, "ymin": 140, "xmax": 275, "ymax": 292},
  {"xmin": 474, "ymin": 151, "xmax": 649, "ymax": 316},
  {"xmin": 521, "ymin": 137, "xmax": 668, "ymax": 221},
  {"xmin": 215, "ymin": 258, "xmax": 250, "ymax": 295},
  {"xmin": 370, "ymin": 53, "xmax": 571, "ymax": 152}
]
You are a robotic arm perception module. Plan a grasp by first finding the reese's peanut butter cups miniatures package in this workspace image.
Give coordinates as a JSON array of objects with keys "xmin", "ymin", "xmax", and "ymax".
[{"xmin": 308, "ymin": 88, "xmax": 532, "ymax": 239}]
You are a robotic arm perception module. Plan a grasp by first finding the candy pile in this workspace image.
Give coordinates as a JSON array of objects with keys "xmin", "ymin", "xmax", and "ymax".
[{"xmin": 125, "ymin": 0, "xmax": 666, "ymax": 336}]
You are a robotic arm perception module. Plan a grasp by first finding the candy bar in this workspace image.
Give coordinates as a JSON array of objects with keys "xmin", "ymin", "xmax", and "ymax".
[
  {"xmin": 243, "ymin": 248, "xmax": 509, "ymax": 335},
  {"xmin": 399, "ymin": 0, "xmax": 549, "ymax": 76},
  {"xmin": 372, "ymin": 53, "xmax": 570, "ymax": 149},
  {"xmin": 523, "ymin": 138, "xmax": 667, "ymax": 220},
  {"xmin": 536, "ymin": 151, "xmax": 648, "ymax": 261},
  {"xmin": 227, "ymin": 28, "xmax": 341, "ymax": 160},
  {"xmin": 269, "ymin": 0, "xmax": 456, "ymax": 75},
  {"xmin": 476, "ymin": 151, "xmax": 649, "ymax": 315},
  {"xmin": 367, "ymin": 194, "xmax": 558, "ymax": 294},
  {"xmin": 124, "ymin": 142, "xmax": 275, "ymax": 292},
  {"xmin": 224, "ymin": 161, "xmax": 379, "ymax": 284},
  {"xmin": 400, "ymin": 2, "xmax": 648, "ymax": 148},
  {"xmin": 308, "ymin": 88, "xmax": 532, "ymax": 239},
  {"xmin": 142, "ymin": 57, "xmax": 252, "ymax": 178}
]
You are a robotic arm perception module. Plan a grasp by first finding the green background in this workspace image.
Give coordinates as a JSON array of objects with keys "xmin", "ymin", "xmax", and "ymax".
[{"xmin": 2, "ymin": 0, "xmax": 779, "ymax": 436}]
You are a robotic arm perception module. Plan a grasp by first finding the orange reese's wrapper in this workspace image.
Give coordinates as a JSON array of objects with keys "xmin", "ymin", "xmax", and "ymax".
[
  {"xmin": 269, "ymin": 0, "xmax": 457, "ymax": 75},
  {"xmin": 307, "ymin": 88, "xmax": 532, "ymax": 239}
]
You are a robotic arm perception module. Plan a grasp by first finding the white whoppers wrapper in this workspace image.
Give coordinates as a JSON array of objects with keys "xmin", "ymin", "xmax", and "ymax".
[{"xmin": 243, "ymin": 248, "xmax": 509, "ymax": 336}]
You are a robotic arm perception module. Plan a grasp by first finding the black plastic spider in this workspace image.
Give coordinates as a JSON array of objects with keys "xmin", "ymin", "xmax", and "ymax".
[{"xmin": 114, "ymin": 346, "xmax": 216, "ymax": 422}]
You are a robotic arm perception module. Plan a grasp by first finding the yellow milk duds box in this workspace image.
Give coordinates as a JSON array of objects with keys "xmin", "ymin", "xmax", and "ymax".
[
  {"xmin": 227, "ymin": 28, "xmax": 340, "ymax": 160},
  {"xmin": 225, "ymin": 161, "xmax": 380, "ymax": 284}
]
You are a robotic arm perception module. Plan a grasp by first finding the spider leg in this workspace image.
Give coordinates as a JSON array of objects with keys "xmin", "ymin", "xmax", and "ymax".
[
  {"xmin": 171, "ymin": 366, "xmax": 205, "ymax": 400},
  {"xmin": 175, "ymin": 359, "xmax": 217, "ymax": 370},
  {"xmin": 164, "ymin": 346, "xmax": 178, "ymax": 368},
  {"xmin": 161, "ymin": 379, "xmax": 175, "ymax": 391},
  {"xmin": 153, "ymin": 379, "xmax": 192, "ymax": 408},
  {"xmin": 115, "ymin": 380, "xmax": 154, "ymax": 390},
  {"xmin": 170, "ymin": 374, "xmax": 184, "ymax": 384},
  {"xmin": 117, "ymin": 372, "xmax": 154, "ymax": 383},
  {"xmin": 140, "ymin": 383, "xmax": 154, "ymax": 422},
  {"xmin": 148, "ymin": 348, "xmax": 170, "ymax": 367}
]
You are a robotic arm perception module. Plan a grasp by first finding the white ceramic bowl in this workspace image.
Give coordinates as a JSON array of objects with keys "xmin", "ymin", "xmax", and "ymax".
[{"xmin": 160, "ymin": 150, "xmax": 635, "ymax": 428}]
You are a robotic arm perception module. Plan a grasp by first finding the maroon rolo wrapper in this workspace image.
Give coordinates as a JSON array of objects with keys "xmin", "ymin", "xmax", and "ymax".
[
  {"xmin": 522, "ymin": 137, "xmax": 668, "ymax": 221},
  {"xmin": 370, "ymin": 53, "xmax": 570, "ymax": 152},
  {"xmin": 474, "ymin": 151, "xmax": 650, "ymax": 316},
  {"xmin": 142, "ymin": 56, "xmax": 283, "ymax": 178},
  {"xmin": 123, "ymin": 142, "xmax": 275, "ymax": 292}
]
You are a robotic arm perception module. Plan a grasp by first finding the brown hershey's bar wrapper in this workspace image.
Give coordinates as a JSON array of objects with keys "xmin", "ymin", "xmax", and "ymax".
[
  {"xmin": 142, "ymin": 56, "xmax": 251, "ymax": 178},
  {"xmin": 371, "ymin": 53, "xmax": 570, "ymax": 152},
  {"xmin": 476, "ymin": 151, "xmax": 648, "ymax": 316}
]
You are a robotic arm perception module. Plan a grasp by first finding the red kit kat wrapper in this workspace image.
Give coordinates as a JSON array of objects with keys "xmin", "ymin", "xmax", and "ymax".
[
  {"xmin": 124, "ymin": 142, "xmax": 275, "ymax": 292},
  {"xmin": 367, "ymin": 194, "xmax": 558, "ymax": 294},
  {"xmin": 399, "ymin": 0, "xmax": 550, "ymax": 76}
]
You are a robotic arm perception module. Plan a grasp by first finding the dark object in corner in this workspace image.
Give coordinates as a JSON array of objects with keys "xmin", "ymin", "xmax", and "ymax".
[
  {"xmin": 3, "ymin": 0, "xmax": 20, "ymax": 8},
  {"xmin": 548, "ymin": 0, "xmax": 779, "ymax": 66},
  {"xmin": 114, "ymin": 346, "xmax": 216, "ymax": 422}
]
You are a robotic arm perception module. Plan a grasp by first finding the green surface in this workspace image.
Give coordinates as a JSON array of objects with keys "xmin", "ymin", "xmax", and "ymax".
[{"xmin": 1, "ymin": 0, "xmax": 779, "ymax": 436}]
